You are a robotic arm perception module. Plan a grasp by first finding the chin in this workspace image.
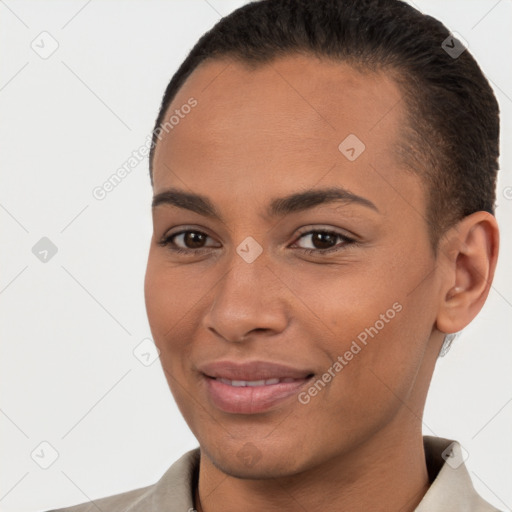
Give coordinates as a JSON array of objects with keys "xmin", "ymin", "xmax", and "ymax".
[
  {"xmin": 211, "ymin": 455, "xmax": 302, "ymax": 480},
  {"xmin": 202, "ymin": 441, "xmax": 307, "ymax": 480}
]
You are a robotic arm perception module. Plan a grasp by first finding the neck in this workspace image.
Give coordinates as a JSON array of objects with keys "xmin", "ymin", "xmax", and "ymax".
[{"xmin": 194, "ymin": 422, "xmax": 430, "ymax": 512}]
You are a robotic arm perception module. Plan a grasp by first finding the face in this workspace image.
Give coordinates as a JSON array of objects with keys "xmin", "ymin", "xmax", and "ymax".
[{"xmin": 145, "ymin": 54, "xmax": 446, "ymax": 478}]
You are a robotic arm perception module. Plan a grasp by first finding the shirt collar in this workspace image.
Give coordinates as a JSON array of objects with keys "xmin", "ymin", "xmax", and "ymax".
[
  {"xmin": 415, "ymin": 436, "xmax": 499, "ymax": 511},
  {"xmin": 142, "ymin": 436, "xmax": 498, "ymax": 512}
]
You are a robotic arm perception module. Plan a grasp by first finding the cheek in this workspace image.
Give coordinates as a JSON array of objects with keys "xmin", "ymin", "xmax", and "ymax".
[
  {"xmin": 144, "ymin": 251, "xmax": 198, "ymax": 352},
  {"xmin": 288, "ymin": 253, "xmax": 434, "ymax": 404},
  {"xmin": 144, "ymin": 256, "xmax": 200, "ymax": 411},
  {"xmin": 337, "ymin": 300, "xmax": 435, "ymax": 424},
  {"xmin": 276, "ymin": 258, "xmax": 404, "ymax": 340}
]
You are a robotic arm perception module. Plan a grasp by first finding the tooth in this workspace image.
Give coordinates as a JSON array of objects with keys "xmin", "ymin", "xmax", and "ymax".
[
  {"xmin": 216, "ymin": 378, "xmax": 297, "ymax": 387},
  {"xmin": 247, "ymin": 380, "xmax": 265, "ymax": 387}
]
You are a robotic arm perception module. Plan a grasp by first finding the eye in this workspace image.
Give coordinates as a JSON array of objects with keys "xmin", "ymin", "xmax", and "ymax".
[
  {"xmin": 291, "ymin": 229, "xmax": 356, "ymax": 254},
  {"xmin": 159, "ymin": 229, "xmax": 220, "ymax": 253}
]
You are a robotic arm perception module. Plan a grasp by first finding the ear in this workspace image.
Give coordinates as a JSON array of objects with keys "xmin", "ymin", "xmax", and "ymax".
[{"xmin": 435, "ymin": 211, "xmax": 499, "ymax": 335}]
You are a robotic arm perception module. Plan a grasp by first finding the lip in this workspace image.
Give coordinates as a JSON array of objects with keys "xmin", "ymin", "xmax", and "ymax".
[
  {"xmin": 199, "ymin": 360, "xmax": 314, "ymax": 381},
  {"xmin": 198, "ymin": 360, "xmax": 315, "ymax": 414}
]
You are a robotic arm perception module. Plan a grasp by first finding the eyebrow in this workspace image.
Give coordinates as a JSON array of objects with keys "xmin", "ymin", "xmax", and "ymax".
[{"xmin": 152, "ymin": 187, "xmax": 379, "ymax": 221}]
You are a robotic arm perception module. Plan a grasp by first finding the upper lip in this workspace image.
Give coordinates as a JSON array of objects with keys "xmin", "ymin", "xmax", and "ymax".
[{"xmin": 198, "ymin": 360, "xmax": 314, "ymax": 381}]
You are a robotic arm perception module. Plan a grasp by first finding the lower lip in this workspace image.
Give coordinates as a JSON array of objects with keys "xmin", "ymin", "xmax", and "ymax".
[{"xmin": 203, "ymin": 375, "xmax": 313, "ymax": 414}]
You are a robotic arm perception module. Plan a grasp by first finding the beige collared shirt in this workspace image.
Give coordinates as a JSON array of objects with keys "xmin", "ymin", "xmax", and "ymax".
[{"xmin": 48, "ymin": 437, "xmax": 501, "ymax": 512}]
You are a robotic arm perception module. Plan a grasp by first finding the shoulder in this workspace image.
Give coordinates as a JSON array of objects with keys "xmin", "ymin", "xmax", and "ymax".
[
  {"xmin": 45, "ymin": 448, "xmax": 200, "ymax": 512},
  {"xmin": 46, "ymin": 486, "xmax": 152, "ymax": 512}
]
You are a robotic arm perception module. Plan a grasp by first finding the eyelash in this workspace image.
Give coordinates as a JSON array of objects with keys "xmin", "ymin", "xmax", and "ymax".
[
  {"xmin": 158, "ymin": 228, "xmax": 357, "ymax": 256},
  {"xmin": 297, "ymin": 230, "xmax": 357, "ymax": 254},
  {"xmin": 158, "ymin": 230, "xmax": 218, "ymax": 255}
]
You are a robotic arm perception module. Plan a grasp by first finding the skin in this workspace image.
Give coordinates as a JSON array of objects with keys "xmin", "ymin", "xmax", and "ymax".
[{"xmin": 145, "ymin": 54, "xmax": 499, "ymax": 512}]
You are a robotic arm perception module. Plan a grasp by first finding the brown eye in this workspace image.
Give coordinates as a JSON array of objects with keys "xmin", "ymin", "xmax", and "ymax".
[
  {"xmin": 180, "ymin": 231, "xmax": 207, "ymax": 248},
  {"xmin": 159, "ymin": 230, "xmax": 220, "ymax": 252},
  {"xmin": 309, "ymin": 232, "xmax": 337, "ymax": 249},
  {"xmin": 293, "ymin": 229, "xmax": 356, "ymax": 254}
]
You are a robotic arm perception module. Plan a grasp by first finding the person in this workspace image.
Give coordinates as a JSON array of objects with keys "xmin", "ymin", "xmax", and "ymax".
[{"xmin": 48, "ymin": 0, "xmax": 502, "ymax": 510}]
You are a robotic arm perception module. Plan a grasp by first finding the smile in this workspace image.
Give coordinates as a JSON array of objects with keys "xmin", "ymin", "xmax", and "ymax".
[{"xmin": 215, "ymin": 377, "xmax": 301, "ymax": 387}]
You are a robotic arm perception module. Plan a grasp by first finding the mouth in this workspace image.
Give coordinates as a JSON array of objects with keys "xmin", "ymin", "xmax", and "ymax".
[
  {"xmin": 198, "ymin": 360, "xmax": 315, "ymax": 414},
  {"xmin": 214, "ymin": 377, "xmax": 307, "ymax": 387}
]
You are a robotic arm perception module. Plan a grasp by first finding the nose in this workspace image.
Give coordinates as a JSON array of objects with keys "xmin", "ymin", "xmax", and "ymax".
[{"xmin": 201, "ymin": 255, "xmax": 289, "ymax": 343}]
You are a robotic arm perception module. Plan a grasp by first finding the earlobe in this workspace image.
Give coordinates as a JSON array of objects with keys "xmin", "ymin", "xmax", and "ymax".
[{"xmin": 435, "ymin": 211, "xmax": 499, "ymax": 335}]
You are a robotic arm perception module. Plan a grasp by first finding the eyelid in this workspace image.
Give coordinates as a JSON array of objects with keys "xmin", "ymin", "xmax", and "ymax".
[
  {"xmin": 289, "ymin": 227, "xmax": 357, "ymax": 253},
  {"xmin": 159, "ymin": 226, "xmax": 221, "ymax": 248},
  {"xmin": 174, "ymin": 231, "xmax": 219, "ymax": 248},
  {"xmin": 158, "ymin": 225, "xmax": 358, "ymax": 255},
  {"xmin": 291, "ymin": 226, "xmax": 356, "ymax": 243}
]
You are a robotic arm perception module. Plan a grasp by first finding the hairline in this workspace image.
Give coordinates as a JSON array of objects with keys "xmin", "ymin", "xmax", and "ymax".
[{"xmin": 150, "ymin": 53, "xmax": 449, "ymax": 254}]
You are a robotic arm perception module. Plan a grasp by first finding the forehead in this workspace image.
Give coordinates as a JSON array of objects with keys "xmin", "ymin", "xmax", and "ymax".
[{"xmin": 152, "ymin": 54, "xmax": 422, "ymax": 215}]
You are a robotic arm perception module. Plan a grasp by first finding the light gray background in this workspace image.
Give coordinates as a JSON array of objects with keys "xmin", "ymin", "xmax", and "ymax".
[{"xmin": 1, "ymin": 1, "xmax": 511, "ymax": 511}]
